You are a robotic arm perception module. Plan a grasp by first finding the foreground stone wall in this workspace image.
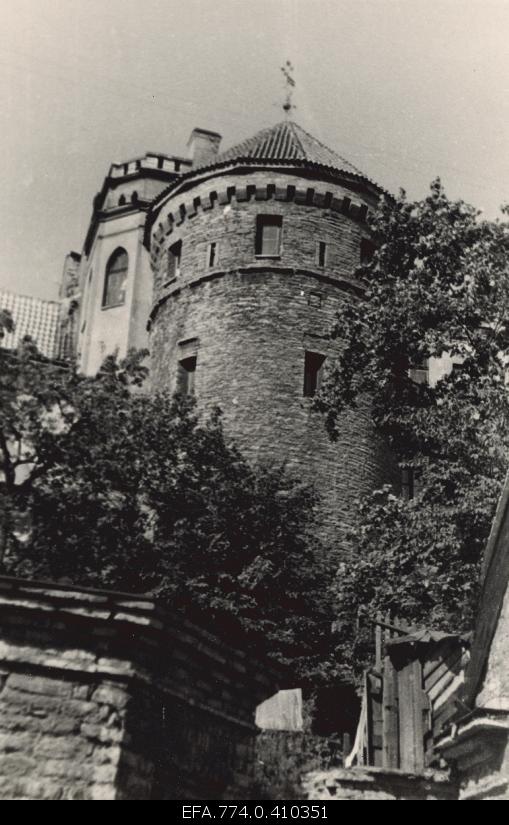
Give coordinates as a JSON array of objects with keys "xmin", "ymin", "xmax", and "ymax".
[
  {"xmin": 439, "ymin": 717, "xmax": 509, "ymax": 800},
  {"xmin": 0, "ymin": 668, "xmax": 132, "ymax": 800},
  {"xmin": 0, "ymin": 576, "xmax": 284, "ymax": 800},
  {"xmin": 303, "ymin": 767, "xmax": 456, "ymax": 801}
]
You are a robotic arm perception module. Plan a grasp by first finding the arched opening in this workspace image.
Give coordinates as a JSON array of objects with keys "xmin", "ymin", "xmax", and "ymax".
[{"xmin": 102, "ymin": 248, "xmax": 128, "ymax": 308}]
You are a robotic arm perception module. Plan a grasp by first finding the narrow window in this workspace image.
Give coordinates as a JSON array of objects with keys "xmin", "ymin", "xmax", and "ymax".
[
  {"xmin": 168, "ymin": 240, "xmax": 182, "ymax": 280},
  {"xmin": 409, "ymin": 357, "xmax": 429, "ymax": 385},
  {"xmin": 303, "ymin": 351, "xmax": 326, "ymax": 397},
  {"xmin": 102, "ymin": 248, "xmax": 128, "ymax": 308},
  {"xmin": 207, "ymin": 242, "xmax": 218, "ymax": 268},
  {"xmin": 317, "ymin": 241, "xmax": 327, "ymax": 267},
  {"xmin": 131, "ymin": 191, "xmax": 138, "ymax": 204},
  {"xmin": 178, "ymin": 355, "xmax": 197, "ymax": 395},
  {"xmin": 118, "ymin": 194, "xmax": 126, "ymax": 206},
  {"xmin": 360, "ymin": 238, "xmax": 376, "ymax": 264},
  {"xmin": 157, "ymin": 156, "xmax": 164, "ymax": 169},
  {"xmin": 401, "ymin": 467, "xmax": 422, "ymax": 500},
  {"xmin": 255, "ymin": 215, "xmax": 282, "ymax": 256}
]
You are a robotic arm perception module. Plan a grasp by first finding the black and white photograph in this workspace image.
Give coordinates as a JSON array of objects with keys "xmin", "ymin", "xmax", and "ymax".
[{"xmin": 0, "ymin": 0, "xmax": 508, "ymax": 804}]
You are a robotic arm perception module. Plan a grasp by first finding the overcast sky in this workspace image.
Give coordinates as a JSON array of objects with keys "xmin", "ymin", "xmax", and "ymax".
[{"xmin": 1, "ymin": 0, "xmax": 508, "ymax": 300}]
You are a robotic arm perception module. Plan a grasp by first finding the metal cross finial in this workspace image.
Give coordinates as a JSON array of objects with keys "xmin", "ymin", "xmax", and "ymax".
[{"xmin": 281, "ymin": 61, "xmax": 296, "ymax": 117}]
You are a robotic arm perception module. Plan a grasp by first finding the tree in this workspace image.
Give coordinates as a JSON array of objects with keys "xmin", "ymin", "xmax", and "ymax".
[
  {"xmin": 0, "ymin": 327, "xmax": 334, "ymax": 680},
  {"xmin": 0, "ymin": 325, "xmax": 148, "ymax": 566},
  {"xmin": 318, "ymin": 180, "xmax": 509, "ymax": 678}
]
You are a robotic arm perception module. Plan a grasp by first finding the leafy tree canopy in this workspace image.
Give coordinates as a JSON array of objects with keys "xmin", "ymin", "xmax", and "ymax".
[
  {"xmin": 318, "ymin": 181, "xmax": 509, "ymax": 677},
  {"xmin": 0, "ymin": 329, "xmax": 335, "ymax": 681}
]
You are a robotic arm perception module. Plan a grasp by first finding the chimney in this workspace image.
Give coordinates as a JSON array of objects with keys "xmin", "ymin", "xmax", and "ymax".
[{"xmin": 187, "ymin": 128, "xmax": 222, "ymax": 167}]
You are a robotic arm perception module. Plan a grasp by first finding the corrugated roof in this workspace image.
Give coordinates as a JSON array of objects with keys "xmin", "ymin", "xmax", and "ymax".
[
  {"xmin": 0, "ymin": 290, "xmax": 61, "ymax": 359},
  {"xmin": 208, "ymin": 120, "xmax": 365, "ymax": 178}
]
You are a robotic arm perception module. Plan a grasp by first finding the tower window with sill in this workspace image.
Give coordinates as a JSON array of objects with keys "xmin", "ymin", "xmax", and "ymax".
[
  {"xmin": 303, "ymin": 351, "xmax": 326, "ymax": 397},
  {"xmin": 255, "ymin": 215, "xmax": 282, "ymax": 256},
  {"xmin": 207, "ymin": 242, "xmax": 218, "ymax": 268},
  {"xmin": 401, "ymin": 467, "xmax": 422, "ymax": 500},
  {"xmin": 317, "ymin": 241, "xmax": 327, "ymax": 268},
  {"xmin": 360, "ymin": 238, "xmax": 376, "ymax": 264},
  {"xmin": 167, "ymin": 240, "xmax": 182, "ymax": 280},
  {"xmin": 178, "ymin": 355, "xmax": 197, "ymax": 395}
]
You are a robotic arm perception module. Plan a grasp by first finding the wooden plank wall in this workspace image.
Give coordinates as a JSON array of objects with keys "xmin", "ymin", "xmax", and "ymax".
[
  {"xmin": 345, "ymin": 614, "xmax": 468, "ymax": 772},
  {"xmin": 423, "ymin": 638, "xmax": 470, "ymax": 748},
  {"xmin": 382, "ymin": 655, "xmax": 399, "ymax": 768}
]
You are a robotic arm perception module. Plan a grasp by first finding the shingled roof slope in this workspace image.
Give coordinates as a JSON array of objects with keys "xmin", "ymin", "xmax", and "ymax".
[{"xmin": 210, "ymin": 120, "xmax": 365, "ymax": 178}]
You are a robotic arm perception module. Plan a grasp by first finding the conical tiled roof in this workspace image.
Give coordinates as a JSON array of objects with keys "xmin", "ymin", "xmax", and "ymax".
[
  {"xmin": 212, "ymin": 120, "xmax": 365, "ymax": 178},
  {"xmin": 147, "ymin": 120, "xmax": 381, "ymax": 230}
]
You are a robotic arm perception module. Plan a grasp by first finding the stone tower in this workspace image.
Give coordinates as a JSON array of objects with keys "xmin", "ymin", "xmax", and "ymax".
[{"xmin": 145, "ymin": 121, "xmax": 387, "ymax": 544}]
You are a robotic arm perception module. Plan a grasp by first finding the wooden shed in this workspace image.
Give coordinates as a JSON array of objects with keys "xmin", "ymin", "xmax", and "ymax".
[{"xmin": 346, "ymin": 619, "xmax": 470, "ymax": 772}]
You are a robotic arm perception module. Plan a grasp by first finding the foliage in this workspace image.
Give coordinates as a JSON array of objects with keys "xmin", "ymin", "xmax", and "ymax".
[
  {"xmin": 254, "ymin": 729, "xmax": 342, "ymax": 800},
  {"xmin": 0, "ymin": 330, "xmax": 334, "ymax": 680},
  {"xmin": 318, "ymin": 180, "xmax": 509, "ymax": 677}
]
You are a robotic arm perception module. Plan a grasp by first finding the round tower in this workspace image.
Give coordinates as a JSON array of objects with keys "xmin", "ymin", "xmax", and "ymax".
[{"xmin": 147, "ymin": 121, "xmax": 387, "ymax": 546}]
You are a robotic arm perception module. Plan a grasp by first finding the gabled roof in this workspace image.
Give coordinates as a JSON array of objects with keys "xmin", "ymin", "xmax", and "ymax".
[{"xmin": 211, "ymin": 120, "xmax": 365, "ymax": 178}]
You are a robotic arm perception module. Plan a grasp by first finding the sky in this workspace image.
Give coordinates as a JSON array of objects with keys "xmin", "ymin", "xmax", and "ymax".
[{"xmin": 0, "ymin": 0, "xmax": 508, "ymax": 300}]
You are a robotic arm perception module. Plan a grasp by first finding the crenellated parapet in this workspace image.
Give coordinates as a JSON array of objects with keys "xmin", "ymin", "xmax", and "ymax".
[
  {"xmin": 148, "ymin": 170, "xmax": 376, "ymax": 331},
  {"xmin": 109, "ymin": 152, "xmax": 191, "ymax": 179},
  {"xmin": 150, "ymin": 179, "xmax": 372, "ymax": 250}
]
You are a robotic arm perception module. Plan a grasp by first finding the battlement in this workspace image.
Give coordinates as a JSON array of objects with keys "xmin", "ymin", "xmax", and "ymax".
[{"xmin": 109, "ymin": 152, "xmax": 192, "ymax": 179}]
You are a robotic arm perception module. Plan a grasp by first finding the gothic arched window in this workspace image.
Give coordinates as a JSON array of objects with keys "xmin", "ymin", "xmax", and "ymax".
[{"xmin": 102, "ymin": 248, "xmax": 128, "ymax": 308}]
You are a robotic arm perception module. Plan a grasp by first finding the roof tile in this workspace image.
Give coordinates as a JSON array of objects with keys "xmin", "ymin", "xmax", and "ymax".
[
  {"xmin": 210, "ymin": 120, "xmax": 365, "ymax": 178},
  {"xmin": 0, "ymin": 290, "xmax": 61, "ymax": 359}
]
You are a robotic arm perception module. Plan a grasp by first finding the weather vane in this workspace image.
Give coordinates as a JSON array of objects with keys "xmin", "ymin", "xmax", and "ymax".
[{"xmin": 280, "ymin": 61, "xmax": 296, "ymax": 117}]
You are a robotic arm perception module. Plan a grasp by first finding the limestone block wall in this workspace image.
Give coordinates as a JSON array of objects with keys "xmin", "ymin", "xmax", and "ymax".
[
  {"xmin": 149, "ymin": 171, "xmax": 390, "ymax": 546},
  {"xmin": 438, "ymin": 717, "xmax": 509, "ymax": 800},
  {"xmin": 0, "ymin": 576, "xmax": 284, "ymax": 800},
  {"xmin": 303, "ymin": 767, "xmax": 456, "ymax": 801}
]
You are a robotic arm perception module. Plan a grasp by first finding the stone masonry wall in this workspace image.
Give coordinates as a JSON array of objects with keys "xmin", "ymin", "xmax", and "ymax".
[
  {"xmin": 0, "ymin": 576, "xmax": 284, "ymax": 800},
  {"xmin": 149, "ymin": 169, "xmax": 390, "ymax": 547},
  {"xmin": 303, "ymin": 767, "xmax": 457, "ymax": 800},
  {"xmin": 149, "ymin": 171, "xmax": 378, "ymax": 298},
  {"xmin": 439, "ymin": 719, "xmax": 509, "ymax": 800}
]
